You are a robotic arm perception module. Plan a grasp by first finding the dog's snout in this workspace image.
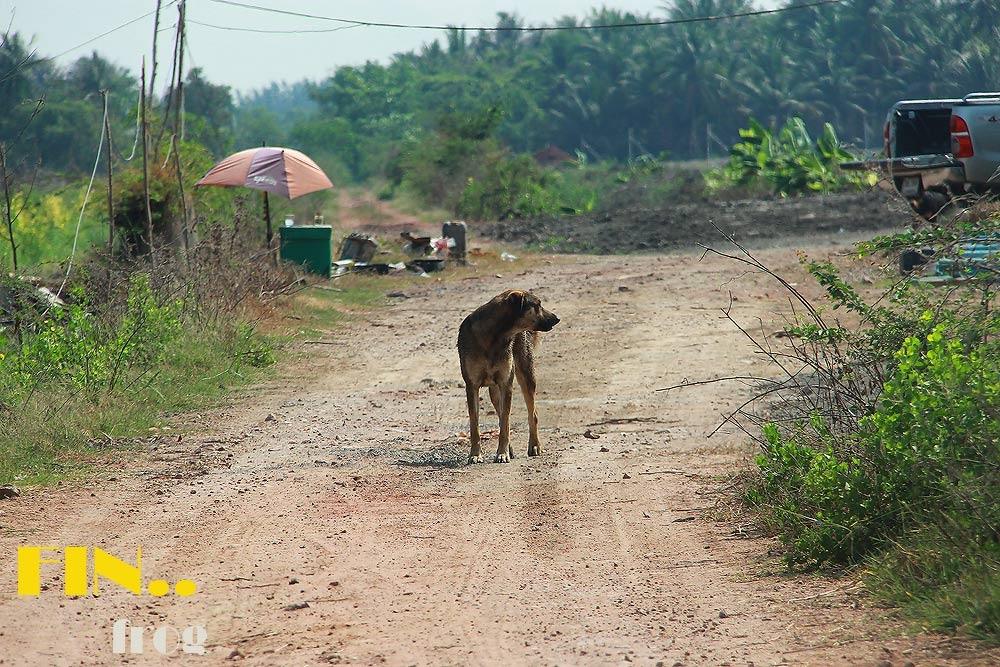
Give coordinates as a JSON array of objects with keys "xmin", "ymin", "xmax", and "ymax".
[{"xmin": 537, "ymin": 310, "xmax": 560, "ymax": 331}]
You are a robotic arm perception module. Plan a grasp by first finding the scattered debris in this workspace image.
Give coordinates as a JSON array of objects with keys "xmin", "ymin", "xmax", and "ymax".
[
  {"xmin": 353, "ymin": 263, "xmax": 392, "ymax": 275},
  {"xmin": 332, "ymin": 259, "xmax": 355, "ymax": 276},
  {"xmin": 338, "ymin": 233, "xmax": 378, "ymax": 263},
  {"xmin": 401, "ymin": 231, "xmax": 433, "ymax": 256},
  {"xmin": 283, "ymin": 601, "xmax": 310, "ymax": 611},
  {"xmin": 0, "ymin": 277, "xmax": 66, "ymax": 327},
  {"xmin": 408, "ymin": 258, "xmax": 445, "ymax": 273}
]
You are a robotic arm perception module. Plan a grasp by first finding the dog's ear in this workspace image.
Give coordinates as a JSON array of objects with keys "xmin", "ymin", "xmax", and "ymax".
[{"xmin": 507, "ymin": 290, "xmax": 527, "ymax": 313}]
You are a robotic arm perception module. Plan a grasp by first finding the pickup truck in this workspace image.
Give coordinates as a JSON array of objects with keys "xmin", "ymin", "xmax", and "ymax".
[{"xmin": 842, "ymin": 92, "xmax": 1000, "ymax": 218}]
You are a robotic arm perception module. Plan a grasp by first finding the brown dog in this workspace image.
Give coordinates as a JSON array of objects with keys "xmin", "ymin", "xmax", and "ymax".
[{"xmin": 457, "ymin": 290, "xmax": 560, "ymax": 463}]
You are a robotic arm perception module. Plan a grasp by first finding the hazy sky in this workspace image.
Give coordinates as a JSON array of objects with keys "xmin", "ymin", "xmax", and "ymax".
[{"xmin": 2, "ymin": 1, "xmax": 779, "ymax": 93}]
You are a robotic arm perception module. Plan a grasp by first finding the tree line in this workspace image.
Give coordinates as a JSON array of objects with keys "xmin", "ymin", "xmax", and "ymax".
[{"xmin": 3, "ymin": 0, "xmax": 999, "ymax": 181}]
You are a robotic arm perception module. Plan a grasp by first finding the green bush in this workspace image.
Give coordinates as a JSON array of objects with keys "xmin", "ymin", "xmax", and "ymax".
[
  {"xmin": 0, "ymin": 271, "xmax": 276, "ymax": 486},
  {"xmin": 1, "ymin": 274, "xmax": 182, "ymax": 402},
  {"xmin": 706, "ymin": 118, "xmax": 874, "ymax": 196},
  {"xmin": 732, "ymin": 219, "xmax": 1000, "ymax": 641},
  {"xmin": 456, "ymin": 155, "xmax": 559, "ymax": 220},
  {"xmin": 751, "ymin": 321, "xmax": 1000, "ymax": 567}
]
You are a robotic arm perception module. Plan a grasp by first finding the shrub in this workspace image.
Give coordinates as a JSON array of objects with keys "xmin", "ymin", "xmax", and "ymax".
[
  {"xmin": 456, "ymin": 155, "xmax": 559, "ymax": 220},
  {"xmin": 0, "ymin": 273, "xmax": 182, "ymax": 404},
  {"xmin": 751, "ymin": 321, "xmax": 1000, "ymax": 567},
  {"xmin": 711, "ymin": 216, "xmax": 1000, "ymax": 641},
  {"xmin": 706, "ymin": 117, "xmax": 874, "ymax": 196}
]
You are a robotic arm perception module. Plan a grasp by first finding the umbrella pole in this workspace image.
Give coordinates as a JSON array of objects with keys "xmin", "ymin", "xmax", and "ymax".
[{"xmin": 263, "ymin": 190, "xmax": 273, "ymax": 251}]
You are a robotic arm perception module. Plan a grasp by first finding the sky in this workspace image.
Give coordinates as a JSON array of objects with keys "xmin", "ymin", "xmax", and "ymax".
[{"xmin": 2, "ymin": 1, "xmax": 780, "ymax": 93}]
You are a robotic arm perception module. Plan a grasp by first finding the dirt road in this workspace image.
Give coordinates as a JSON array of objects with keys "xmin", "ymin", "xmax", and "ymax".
[{"xmin": 0, "ymin": 241, "xmax": 992, "ymax": 666}]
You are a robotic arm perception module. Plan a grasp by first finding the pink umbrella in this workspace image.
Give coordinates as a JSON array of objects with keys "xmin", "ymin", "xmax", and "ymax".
[{"xmin": 195, "ymin": 146, "xmax": 333, "ymax": 246}]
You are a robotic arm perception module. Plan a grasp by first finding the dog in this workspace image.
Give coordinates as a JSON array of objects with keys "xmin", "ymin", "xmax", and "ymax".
[{"xmin": 457, "ymin": 289, "xmax": 560, "ymax": 463}]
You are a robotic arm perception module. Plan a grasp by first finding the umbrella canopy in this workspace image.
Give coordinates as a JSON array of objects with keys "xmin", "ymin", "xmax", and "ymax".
[{"xmin": 195, "ymin": 147, "xmax": 333, "ymax": 199}]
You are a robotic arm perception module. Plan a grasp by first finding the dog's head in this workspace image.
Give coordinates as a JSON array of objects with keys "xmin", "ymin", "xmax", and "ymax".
[{"xmin": 502, "ymin": 290, "xmax": 560, "ymax": 333}]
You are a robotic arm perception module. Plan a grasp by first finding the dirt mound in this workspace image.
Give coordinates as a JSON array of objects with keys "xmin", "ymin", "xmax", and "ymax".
[{"xmin": 482, "ymin": 190, "xmax": 915, "ymax": 253}]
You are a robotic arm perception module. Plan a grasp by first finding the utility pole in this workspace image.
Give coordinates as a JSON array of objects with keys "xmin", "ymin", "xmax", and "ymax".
[
  {"xmin": 149, "ymin": 0, "xmax": 163, "ymax": 108},
  {"xmin": 101, "ymin": 90, "xmax": 115, "ymax": 256},
  {"xmin": 175, "ymin": 0, "xmax": 186, "ymax": 140}
]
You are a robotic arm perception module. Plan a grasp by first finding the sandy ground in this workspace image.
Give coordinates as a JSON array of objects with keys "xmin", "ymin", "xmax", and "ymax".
[{"xmin": 0, "ymin": 240, "xmax": 997, "ymax": 666}]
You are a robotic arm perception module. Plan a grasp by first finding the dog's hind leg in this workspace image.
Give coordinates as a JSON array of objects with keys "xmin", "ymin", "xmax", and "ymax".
[
  {"xmin": 514, "ymin": 344, "xmax": 542, "ymax": 457},
  {"xmin": 488, "ymin": 385, "xmax": 513, "ymax": 460},
  {"xmin": 466, "ymin": 384, "xmax": 483, "ymax": 464}
]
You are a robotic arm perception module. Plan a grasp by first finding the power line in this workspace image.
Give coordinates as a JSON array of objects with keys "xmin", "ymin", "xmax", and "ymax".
[
  {"xmin": 188, "ymin": 18, "xmax": 362, "ymax": 34},
  {"xmin": 205, "ymin": 0, "xmax": 841, "ymax": 32},
  {"xmin": 46, "ymin": 2, "xmax": 178, "ymax": 62},
  {"xmin": 0, "ymin": 10, "xmax": 177, "ymax": 88}
]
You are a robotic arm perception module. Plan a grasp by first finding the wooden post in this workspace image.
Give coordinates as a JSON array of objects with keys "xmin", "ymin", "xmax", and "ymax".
[
  {"xmin": 175, "ymin": 0, "xmax": 186, "ymax": 140},
  {"xmin": 0, "ymin": 143, "xmax": 17, "ymax": 273},
  {"xmin": 101, "ymin": 90, "xmax": 115, "ymax": 256},
  {"xmin": 149, "ymin": 0, "xmax": 163, "ymax": 107},
  {"xmin": 171, "ymin": 134, "xmax": 190, "ymax": 258},
  {"xmin": 140, "ymin": 58, "xmax": 155, "ymax": 260}
]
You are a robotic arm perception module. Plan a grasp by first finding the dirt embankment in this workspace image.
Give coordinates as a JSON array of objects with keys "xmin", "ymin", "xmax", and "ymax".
[{"xmin": 484, "ymin": 190, "xmax": 915, "ymax": 253}]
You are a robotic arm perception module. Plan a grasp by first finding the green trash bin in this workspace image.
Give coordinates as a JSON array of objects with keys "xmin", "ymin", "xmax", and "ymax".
[{"xmin": 279, "ymin": 225, "xmax": 332, "ymax": 277}]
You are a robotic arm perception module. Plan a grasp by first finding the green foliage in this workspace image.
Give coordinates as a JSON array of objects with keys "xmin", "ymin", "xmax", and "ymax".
[
  {"xmin": 706, "ymin": 118, "xmax": 872, "ymax": 196},
  {"xmin": 457, "ymin": 154, "xmax": 558, "ymax": 220},
  {"xmin": 744, "ymin": 241, "xmax": 1000, "ymax": 640},
  {"xmin": 399, "ymin": 105, "xmax": 661, "ymax": 220},
  {"xmin": 397, "ymin": 107, "xmax": 504, "ymax": 209},
  {"xmin": 1, "ymin": 274, "xmax": 182, "ymax": 402},
  {"xmin": 752, "ymin": 322, "xmax": 999, "ymax": 567},
  {"xmin": 868, "ymin": 527, "xmax": 1000, "ymax": 642},
  {"xmin": 0, "ymin": 273, "xmax": 276, "ymax": 486}
]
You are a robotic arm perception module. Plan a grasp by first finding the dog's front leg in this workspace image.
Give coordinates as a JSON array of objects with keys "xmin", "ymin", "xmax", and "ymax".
[
  {"xmin": 466, "ymin": 383, "xmax": 483, "ymax": 463},
  {"xmin": 494, "ymin": 382, "xmax": 513, "ymax": 463}
]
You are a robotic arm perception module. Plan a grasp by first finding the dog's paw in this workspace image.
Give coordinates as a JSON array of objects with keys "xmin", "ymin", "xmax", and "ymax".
[
  {"xmin": 493, "ymin": 452, "xmax": 510, "ymax": 463},
  {"xmin": 527, "ymin": 443, "xmax": 543, "ymax": 457},
  {"xmin": 467, "ymin": 454, "xmax": 484, "ymax": 464}
]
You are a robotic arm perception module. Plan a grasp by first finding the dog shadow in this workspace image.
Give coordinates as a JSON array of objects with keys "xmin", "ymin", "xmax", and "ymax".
[{"xmin": 395, "ymin": 444, "xmax": 467, "ymax": 469}]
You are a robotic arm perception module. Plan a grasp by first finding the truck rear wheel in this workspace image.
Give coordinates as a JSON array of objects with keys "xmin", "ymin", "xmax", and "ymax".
[{"xmin": 914, "ymin": 190, "xmax": 952, "ymax": 221}]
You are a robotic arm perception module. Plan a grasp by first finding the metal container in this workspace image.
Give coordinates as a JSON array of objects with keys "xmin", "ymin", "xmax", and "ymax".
[{"xmin": 279, "ymin": 225, "xmax": 332, "ymax": 277}]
